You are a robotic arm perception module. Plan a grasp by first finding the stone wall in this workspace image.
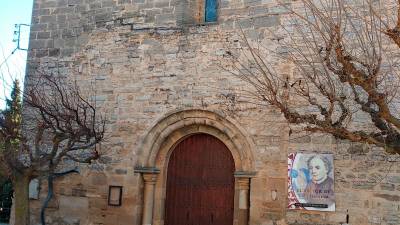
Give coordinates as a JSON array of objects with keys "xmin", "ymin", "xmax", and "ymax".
[{"xmin": 26, "ymin": 0, "xmax": 400, "ymax": 225}]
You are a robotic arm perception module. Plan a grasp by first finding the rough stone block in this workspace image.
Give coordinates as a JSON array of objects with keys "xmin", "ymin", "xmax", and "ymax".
[
  {"xmin": 249, "ymin": 6, "xmax": 269, "ymax": 16},
  {"xmin": 95, "ymin": 13, "xmax": 112, "ymax": 22},
  {"xmin": 30, "ymin": 40, "xmax": 47, "ymax": 49},
  {"xmin": 33, "ymin": 8, "xmax": 50, "ymax": 17},
  {"xmin": 90, "ymin": 2, "xmax": 102, "ymax": 10},
  {"xmin": 254, "ymin": 15, "xmax": 280, "ymax": 28},
  {"xmin": 37, "ymin": 31, "xmax": 51, "ymax": 39},
  {"xmin": 243, "ymin": 0, "xmax": 261, "ymax": 6},
  {"xmin": 155, "ymin": 0, "xmax": 170, "ymax": 8},
  {"xmin": 118, "ymin": 0, "xmax": 132, "ymax": 4},
  {"xmin": 40, "ymin": 15, "xmax": 57, "ymax": 23},
  {"xmin": 236, "ymin": 18, "xmax": 253, "ymax": 29},
  {"xmin": 68, "ymin": 0, "xmax": 81, "ymax": 6},
  {"xmin": 115, "ymin": 169, "xmax": 128, "ymax": 174},
  {"xmin": 31, "ymin": 23, "xmax": 48, "ymax": 32},
  {"xmin": 102, "ymin": 1, "xmax": 115, "ymax": 7},
  {"xmin": 387, "ymin": 176, "xmax": 400, "ymax": 183},
  {"xmin": 155, "ymin": 13, "xmax": 175, "ymax": 24},
  {"xmin": 48, "ymin": 48, "xmax": 61, "ymax": 57},
  {"xmin": 52, "ymin": 7, "xmax": 75, "ymax": 14},
  {"xmin": 60, "ymin": 48, "xmax": 75, "ymax": 57}
]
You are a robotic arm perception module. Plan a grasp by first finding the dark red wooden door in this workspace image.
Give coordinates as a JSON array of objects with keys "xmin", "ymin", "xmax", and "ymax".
[{"xmin": 165, "ymin": 134, "xmax": 235, "ymax": 225}]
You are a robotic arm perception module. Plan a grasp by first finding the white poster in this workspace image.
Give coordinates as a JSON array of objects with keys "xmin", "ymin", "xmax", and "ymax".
[{"xmin": 288, "ymin": 153, "xmax": 335, "ymax": 211}]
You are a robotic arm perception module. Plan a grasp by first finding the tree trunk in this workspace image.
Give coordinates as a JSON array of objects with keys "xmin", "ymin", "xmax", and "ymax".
[
  {"xmin": 13, "ymin": 172, "xmax": 30, "ymax": 225},
  {"xmin": 40, "ymin": 175, "xmax": 53, "ymax": 225}
]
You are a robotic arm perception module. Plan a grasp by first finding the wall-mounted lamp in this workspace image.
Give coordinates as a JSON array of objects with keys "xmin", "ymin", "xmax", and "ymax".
[
  {"xmin": 108, "ymin": 186, "xmax": 123, "ymax": 206},
  {"xmin": 271, "ymin": 189, "xmax": 277, "ymax": 201}
]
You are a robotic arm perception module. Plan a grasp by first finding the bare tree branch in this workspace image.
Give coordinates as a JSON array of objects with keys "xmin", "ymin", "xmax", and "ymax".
[{"xmin": 223, "ymin": 0, "xmax": 400, "ymax": 154}]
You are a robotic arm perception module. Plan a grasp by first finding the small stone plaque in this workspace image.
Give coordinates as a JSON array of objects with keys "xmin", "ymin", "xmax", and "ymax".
[
  {"xmin": 108, "ymin": 186, "xmax": 123, "ymax": 206},
  {"xmin": 29, "ymin": 179, "xmax": 39, "ymax": 200}
]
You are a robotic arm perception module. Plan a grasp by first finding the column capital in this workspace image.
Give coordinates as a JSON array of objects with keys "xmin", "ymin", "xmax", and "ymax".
[
  {"xmin": 234, "ymin": 171, "xmax": 257, "ymax": 178},
  {"xmin": 142, "ymin": 173, "xmax": 158, "ymax": 184},
  {"xmin": 234, "ymin": 171, "xmax": 255, "ymax": 190},
  {"xmin": 236, "ymin": 177, "xmax": 250, "ymax": 190},
  {"xmin": 134, "ymin": 166, "xmax": 160, "ymax": 174}
]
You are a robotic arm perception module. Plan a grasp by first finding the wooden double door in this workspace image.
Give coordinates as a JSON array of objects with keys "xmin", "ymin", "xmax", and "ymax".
[{"xmin": 165, "ymin": 134, "xmax": 235, "ymax": 225}]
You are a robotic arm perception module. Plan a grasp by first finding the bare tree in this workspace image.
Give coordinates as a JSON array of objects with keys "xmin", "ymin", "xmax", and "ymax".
[
  {"xmin": 222, "ymin": 0, "xmax": 400, "ymax": 154},
  {"xmin": 0, "ymin": 74, "xmax": 105, "ymax": 225}
]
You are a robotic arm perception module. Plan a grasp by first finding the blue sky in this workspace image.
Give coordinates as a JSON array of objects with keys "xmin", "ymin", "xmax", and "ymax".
[{"xmin": 0, "ymin": 0, "xmax": 34, "ymax": 109}]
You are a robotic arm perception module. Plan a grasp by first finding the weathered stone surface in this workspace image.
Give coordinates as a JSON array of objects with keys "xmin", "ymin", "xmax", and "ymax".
[
  {"xmin": 25, "ymin": 0, "xmax": 400, "ymax": 225},
  {"xmin": 254, "ymin": 15, "xmax": 280, "ymax": 28}
]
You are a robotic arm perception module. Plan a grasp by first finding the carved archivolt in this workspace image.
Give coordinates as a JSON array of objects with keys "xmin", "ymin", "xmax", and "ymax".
[{"xmin": 138, "ymin": 109, "xmax": 255, "ymax": 171}]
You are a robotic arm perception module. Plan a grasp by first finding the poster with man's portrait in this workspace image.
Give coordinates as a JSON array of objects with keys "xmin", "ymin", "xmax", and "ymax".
[{"xmin": 288, "ymin": 153, "xmax": 335, "ymax": 211}]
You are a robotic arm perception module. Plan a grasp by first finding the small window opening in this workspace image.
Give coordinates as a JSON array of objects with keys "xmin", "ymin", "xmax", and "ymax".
[{"xmin": 205, "ymin": 0, "xmax": 217, "ymax": 22}]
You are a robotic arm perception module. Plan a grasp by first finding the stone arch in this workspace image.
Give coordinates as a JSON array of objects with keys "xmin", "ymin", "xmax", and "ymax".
[
  {"xmin": 135, "ymin": 109, "xmax": 256, "ymax": 225},
  {"xmin": 138, "ymin": 109, "xmax": 255, "ymax": 171}
]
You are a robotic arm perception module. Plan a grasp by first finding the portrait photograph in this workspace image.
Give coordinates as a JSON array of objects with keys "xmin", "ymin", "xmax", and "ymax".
[{"xmin": 288, "ymin": 153, "xmax": 335, "ymax": 211}]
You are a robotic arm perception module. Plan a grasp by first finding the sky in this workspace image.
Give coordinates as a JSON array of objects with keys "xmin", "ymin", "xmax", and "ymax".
[{"xmin": 0, "ymin": 0, "xmax": 34, "ymax": 109}]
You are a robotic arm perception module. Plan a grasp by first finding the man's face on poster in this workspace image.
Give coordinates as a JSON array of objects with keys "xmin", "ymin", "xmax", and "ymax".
[{"xmin": 309, "ymin": 157, "xmax": 328, "ymax": 184}]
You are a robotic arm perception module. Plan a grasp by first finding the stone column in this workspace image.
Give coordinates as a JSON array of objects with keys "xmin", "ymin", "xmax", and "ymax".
[
  {"xmin": 142, "ymin": 173, "xmax": 158, "ymax": 225},
  {"xmin": 237, "ymin": 178, "xmax": 250, "ymax": 211},
  {"xmin": 234, "ymin": 171, "xmax": 256, "ymax": 225},
  {"xmin": 134, "ymin": 167, "xmax": 160, "ymax": 225}
]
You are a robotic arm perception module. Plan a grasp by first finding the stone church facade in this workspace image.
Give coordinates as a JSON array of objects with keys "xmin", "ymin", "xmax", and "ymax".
[{"xmin": 26, "ymin": 0, "xmax": 400, "ymax": 225}]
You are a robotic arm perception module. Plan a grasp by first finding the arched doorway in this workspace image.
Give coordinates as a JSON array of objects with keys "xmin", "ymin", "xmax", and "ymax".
[
  {"xmin": 135, "ymin": 109, "xmax": 256, "ymax": 225},
  {"xmin": 165, "ymin": 133, "xmax": 235, "ymax": 225}
]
